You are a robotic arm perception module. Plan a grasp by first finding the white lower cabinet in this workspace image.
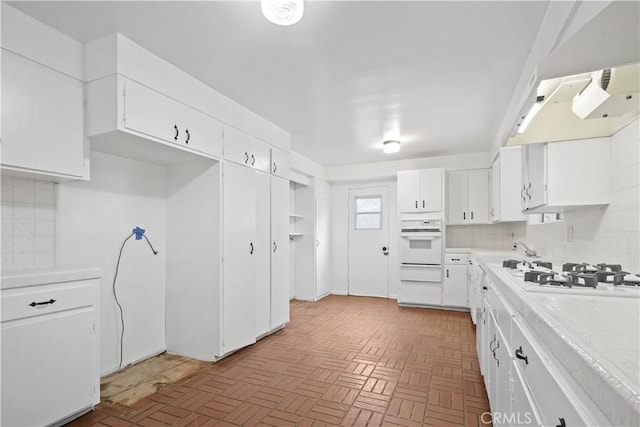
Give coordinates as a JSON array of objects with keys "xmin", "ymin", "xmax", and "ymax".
[
  {"xmin": 443, "ymin": 254, "xmax": 468, "ymax": 308},
  {"xmin": 270, "ymin": 176, "xmax": 290, "ymax": 330},
  {"xmin": 477, "ymin": 274, "xmax": 608, "ymax": 427},
  {"xmin": 222, "ymin": 162, "xmax": 257, "ymax": 354},
  {"xmin": 1, "ymin": 279, "xmax": 99, "ymax": 427},
  {"xmin": 166, "ymin": 160, "xmax": 290, "ymax": 361},
  {"xmin": 398, "ymin": 280, "xmax": 442, "ymax": 306}
]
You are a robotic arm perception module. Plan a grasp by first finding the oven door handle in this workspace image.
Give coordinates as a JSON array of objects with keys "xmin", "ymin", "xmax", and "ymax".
[{"xmin": 402, "ymin": 236, "xmax": 441, "ymax": 241}]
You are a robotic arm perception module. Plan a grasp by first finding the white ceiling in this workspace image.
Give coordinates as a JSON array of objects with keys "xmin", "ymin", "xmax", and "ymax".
[{"xmin": 10, "ymin": 1, "xmax": 552, "ymax": 166}]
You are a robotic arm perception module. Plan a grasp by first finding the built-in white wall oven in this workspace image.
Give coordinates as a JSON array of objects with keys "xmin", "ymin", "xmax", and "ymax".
[{"xmin": 400, "ymin": 219, "xmax": 442, "ymax": 282}]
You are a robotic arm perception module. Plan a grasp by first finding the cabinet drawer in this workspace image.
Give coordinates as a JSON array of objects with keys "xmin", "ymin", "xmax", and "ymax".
[
  {"xmin": 1, "ymin": 282, "xmax": 96, "ymax": 323},
  {"xmin": 511, "ymin": 319, "xmax": 591, "ymax": 427},
  {"xmin": 400, "ymin": 265, "xmax": 442, "ymax": 282},
  {"xmin": 445, "ymin": 254, "xmax": 469, "ymax": 264}
]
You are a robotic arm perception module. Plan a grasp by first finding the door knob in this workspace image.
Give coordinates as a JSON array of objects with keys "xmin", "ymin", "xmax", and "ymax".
[{"xmin": 382, "ymin": 246, "xmax": 388, "ymax": 255}]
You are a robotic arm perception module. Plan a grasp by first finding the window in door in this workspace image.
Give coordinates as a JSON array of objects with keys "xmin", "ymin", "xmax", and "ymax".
[{"xmin": 355, "ymin": 196, "xmax": 382, "ymax": 230}]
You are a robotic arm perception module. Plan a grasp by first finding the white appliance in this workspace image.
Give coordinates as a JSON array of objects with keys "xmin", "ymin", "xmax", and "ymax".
[{"xmin": 400, "ymin": 219, "xmax": 442, "ymax": 282}]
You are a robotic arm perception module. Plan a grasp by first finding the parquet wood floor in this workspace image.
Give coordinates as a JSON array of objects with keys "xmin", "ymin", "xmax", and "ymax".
[{"xmin": 69, "ymin": 296, "xmax": 491, "ymax": 427}]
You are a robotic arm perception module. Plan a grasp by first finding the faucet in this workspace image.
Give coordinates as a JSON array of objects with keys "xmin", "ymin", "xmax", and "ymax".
[{"xmin": 513, "ymin": 242, "xmax": 538, "ymax": 257}]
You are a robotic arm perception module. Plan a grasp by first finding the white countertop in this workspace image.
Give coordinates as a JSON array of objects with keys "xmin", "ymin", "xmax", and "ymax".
[
  {"xmin": 468, "ymin": 249, "xmax": 640, "ymax": 426},
  {"xmin": 1, "ymin": 267, "xmax": 101, "ymax": 290}
]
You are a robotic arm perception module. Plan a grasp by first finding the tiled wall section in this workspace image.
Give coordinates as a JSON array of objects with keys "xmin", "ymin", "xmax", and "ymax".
[
  {"xmin": 526, "ymin": 119, "xmax": 640, "ymax": 271},
  {"xmin": 446, "ymin": 222, "xmax": 527, "ymax": 249},
  {"xmin": 1, "ymin": 177, "xmax": 56, "ymax": 270}
]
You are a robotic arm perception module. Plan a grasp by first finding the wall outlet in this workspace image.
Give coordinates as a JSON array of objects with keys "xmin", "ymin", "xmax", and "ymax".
[{"xmin": 566, "ymin": 225, "xmax": 574, "ymax": 243}]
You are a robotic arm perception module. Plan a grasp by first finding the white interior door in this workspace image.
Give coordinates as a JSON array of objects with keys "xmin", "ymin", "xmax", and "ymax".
[
  {"xmin": 271, "ymin": 176, "xmax": 290, "ymax": 329},
  {"xmin": 348, "ymin": 187, "xmax": 389, "ymax": 297}
]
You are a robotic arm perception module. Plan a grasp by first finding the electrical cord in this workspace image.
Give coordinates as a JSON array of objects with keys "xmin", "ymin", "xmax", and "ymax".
[
  {"xmin": 112, "ymin": 232, "xmax": 134, "ymax": 371},
  {"xmin": 112, "ymin": 230, "xmax": 159, "ymax": 371}
]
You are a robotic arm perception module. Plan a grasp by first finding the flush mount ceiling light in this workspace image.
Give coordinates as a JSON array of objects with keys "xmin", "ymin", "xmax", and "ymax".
[
  {"xmin": 261, "ymin": 0, "xmax": 304, "ymax": 26},
  {"xmin": 383, "ymin": 140, "xmax": 400, "ymax": 154}
]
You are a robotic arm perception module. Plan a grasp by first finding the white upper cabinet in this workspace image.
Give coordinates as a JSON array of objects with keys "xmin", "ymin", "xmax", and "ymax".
[
  {"xmin": 520, "ymin": 138, "xmax": 610, "ymax": 213},
  {"xmin": 270, "ymin": 147, "xmax": 290, "ymax": 179},
  {"xmin": 446, "ymin": 169, "xmax": 490, "ymax": 224},
  {"xmin": 1, "ymin": 6, "xmax": 86, "ymax": 181},
  {"xmin": 223, "ymin": 125, "xmax": 270, "ymax": 173},
  {"xmin": 490, "ymin": 147, "xmax": 527, "ymax": 223},
  {"xmin": 397, "ymin": 169, "xmax": 443, "ymax": 213},
  {"xmin": 87, "ymin": 75, "xmax": 223, "ymax": 164}
]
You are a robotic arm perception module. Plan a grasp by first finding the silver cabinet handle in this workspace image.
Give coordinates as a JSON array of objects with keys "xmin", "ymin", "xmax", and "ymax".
[
  {"xmin": 250, "ymin": 242, "xmax": 254, "ymax": 254},
  {"xmin": 273, "ymin": 162, "xmax": 277, "ymax": 173},
  {"xmin": 471, "ymin": 211, "xmax": 474, "ymax": 220},
  {"xmin": 273, "ymin": 242, "xmax": 277, "ymax": 252},
  {"xmin": 317, "ymin": 240, "xmax": 319, "ymax": 247},
  {"xmin": 251, "ymin": 154, "xmax": 256, "ymax": 166},
  {"xmin": 244, "ymin": 152, "xmax": 249, "ymax": 164},
  {"xmin": 174, "ymin": 124, "xmax": 179, "ymax": 141},
  {"xmin": 526, "ymin": 183, "xmax": 532, "ymax": 200},
  {"xmin": 185, "ymin": 128, "xmax": 190, "ymax": 145},
  {"xmin": 521, "ymin": 185, "xmax": 526, "ymax": 202},
  {"xmin": 415, "ymin": 200, "xmax": 418, "ymax": 209}
]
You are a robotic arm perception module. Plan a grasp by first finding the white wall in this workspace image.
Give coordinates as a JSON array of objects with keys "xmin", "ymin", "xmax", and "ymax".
[
  {"xmin": 56, "ymin": 151, "xmax": 167, "ymax": 375},
  {"xmin": 1, "ymin": 177, "xmax": 56, "ymax": 270},
  {"xmin": 330, "ymin": 179, "xmax": 401, "ymax": 298},
  {"xmin": 526, "ymin": 119, "xmax": 640, "ymax": 271}
]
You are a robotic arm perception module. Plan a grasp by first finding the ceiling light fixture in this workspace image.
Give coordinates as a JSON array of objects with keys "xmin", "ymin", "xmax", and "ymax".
[
  {"xmin": 261, "ymin": 0, "xmax": 304, "ymax": 26},
  {"xmin": 517, "ymin": 95, "xmax": 546, "ymax": 134},
  {"xmin": 383, "ymin": 140, "xmax": 400, "ymax": 154}
]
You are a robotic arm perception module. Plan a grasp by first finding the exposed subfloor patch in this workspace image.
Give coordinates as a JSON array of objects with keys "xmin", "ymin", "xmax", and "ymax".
[{"xmin": 100, "ymin": 353, "xmax": 205, "ymax": 407}]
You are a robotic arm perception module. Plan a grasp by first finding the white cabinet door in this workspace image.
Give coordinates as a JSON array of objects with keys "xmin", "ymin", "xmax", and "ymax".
[
  {"xmin": 398, "ymin": 170, "xmax": 421, "ymax": 213},
  {"xmin": 511, "ymin": 361, "xmax": 543, "ymax": 426},
  {"xmin": 525, "ymin": 143, "xmax": 547, "ymax": 210},
  {"xmin": 222, "ymin": 162, "xmax": 257, "ymax": 354},
  {"xmin": 447, "ymin": 171, "xmax": 468, "ymax": 224},
  {"xmin": 315, "ymin": 197, "xmax": 331, "ymax": 298},
  {"xmin": 271, "ymin": 147, "xmax": 290, "ymax": 179},
  {"xmin": 224, "ymin": 125, "xmax": 270, "ymax": 172},
  {"xmin": 1, "ymin": 310, "xmax": 96, "ymax": 427},
  {"xmin": 443, "ymin": 264, "xmax": 467, "ymax": 307},
  {"xmin": 1, "ymin": 50, "xmax": 84, "ymax": 178},
  {"xmin": 419, "ymin": 169, "xmax": 443, "ymax": 212},
  {"xmin": 271, "ymin": 176, "xmax": 290, "ymax": 329},
  {"xmin": 255, "ymin": 171, "xmax": 271, "ymax": 338},
  {"xmin": 468, "ymin": 169, "xmax": 490, "ymax": 223},
  {"xmin": 490, "ymin": 159, "xmax": 501, "ymax": 222},
  {"xmin": 493, "ymin": 322, "xmax": 512, "ymax": 426},
  {"xmin": 124, "ymin": 78, "xmax": 223, "ymax": 158}
]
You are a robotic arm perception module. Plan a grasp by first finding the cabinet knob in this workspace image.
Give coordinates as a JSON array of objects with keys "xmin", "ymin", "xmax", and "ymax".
[
  {"xmin": 174, "ymin": 124, "xmax": 179, "ymax": 141},
  {"xmin": 185, "ymin": 129, "xmax": 190, "ymax": 144}
]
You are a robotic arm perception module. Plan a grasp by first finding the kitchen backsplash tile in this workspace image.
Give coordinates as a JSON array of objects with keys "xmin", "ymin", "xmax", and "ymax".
[
  {"xmin": 446, "ymin": 222, "xmax": 527, "ymax": 249},
  {"xmin": 1, "ymin": 176, "xmax": 56, "ymax": 270}
]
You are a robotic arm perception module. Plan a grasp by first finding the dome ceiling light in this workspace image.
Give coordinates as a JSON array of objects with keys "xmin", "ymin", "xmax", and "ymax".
[{"xmin": 261, "ymin": 0, "xmax": 304, "ymax": 26}]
